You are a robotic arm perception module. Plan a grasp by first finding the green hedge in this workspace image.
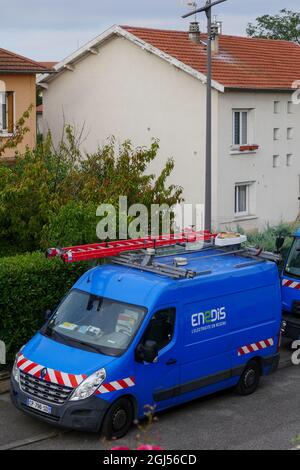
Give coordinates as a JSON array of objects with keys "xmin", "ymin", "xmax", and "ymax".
[{"xmin": 0, "ymin": 252, "xmax": 88, "ymax": 361}]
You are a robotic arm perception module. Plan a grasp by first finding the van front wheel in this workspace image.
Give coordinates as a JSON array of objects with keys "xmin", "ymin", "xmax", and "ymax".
[
  {"xmin": 235, "ymin": 360, "xmax": 261, "ymax": 396},
  {"xmin": 101, "ymin": 398, "xmax": 134, "ymax": 440}
]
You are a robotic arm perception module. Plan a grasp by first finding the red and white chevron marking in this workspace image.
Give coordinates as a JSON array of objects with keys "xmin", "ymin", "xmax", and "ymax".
[
  {"xmin": 238, "ymin": 338, "xmax": 274, "ymax": 356},
  {"xmin": 96, "ymin": 377, "xmax": 135, "ymax": 395},
  {"xmin": 282, "ymin": 279, "xmax": 300, "ymax": 290},
  {"xmin": 17, "ymin": 354, "xmax": 87, "ymax": 388}
]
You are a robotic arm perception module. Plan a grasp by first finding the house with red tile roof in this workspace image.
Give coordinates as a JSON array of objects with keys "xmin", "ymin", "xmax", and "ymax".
[
  {"xmin": 0, "ymin": 47, "xmax": 51, "ymax": 159},
  {"xmin": 38, "ymin": 24, "xmax": 300, "ymax": 229}
]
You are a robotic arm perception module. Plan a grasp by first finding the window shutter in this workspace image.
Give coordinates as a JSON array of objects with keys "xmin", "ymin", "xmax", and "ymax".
[
  {"xmin": 7, "ymin": 92, "xmax": 14, "ymax": 133},
  {"xmin": 234, "ymin": 112, "xmax": 240, "ymax": 145}
]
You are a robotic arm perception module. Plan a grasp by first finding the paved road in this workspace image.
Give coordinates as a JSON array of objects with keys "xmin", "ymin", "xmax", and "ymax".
[{"xmin": 0, "ymin": 341, "xmax": 299, "ymax": 451}]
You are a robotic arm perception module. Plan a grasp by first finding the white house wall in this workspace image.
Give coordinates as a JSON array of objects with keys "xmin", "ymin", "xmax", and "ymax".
[
  {"xmin": 43, "ymin": 36, "xmax": 219, "ymax": 211},
  {"xmin": 217, "ymin": 90, "xmax": 300, "ymax": 230}
]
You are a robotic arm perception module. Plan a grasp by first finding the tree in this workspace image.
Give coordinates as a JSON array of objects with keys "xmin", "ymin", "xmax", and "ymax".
[
  {"xmin": 0, "ymin": 126, "xmax": 183, "ymax": 250},
  {"xmin": 247, "ymin": 9, "xmax": 300, "ymax": 44}
]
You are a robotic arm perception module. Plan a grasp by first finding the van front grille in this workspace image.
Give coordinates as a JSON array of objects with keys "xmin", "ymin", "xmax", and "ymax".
[{"xmin": 20, "ymin": 371, "xmax": 73, "ymax": 405}]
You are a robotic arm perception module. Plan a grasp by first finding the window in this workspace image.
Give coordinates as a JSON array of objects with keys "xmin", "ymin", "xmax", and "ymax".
[
  {"xmin": 274, "ymin": 101, "xmax": 280, "ymax": 114},
  {"xmin": 273, "ymin": 155, "xmax": 280, "ymax": 168},
  {"xmin": 287, "ymin": 154, "xmax": 293, "ymax": 167},
  {"xmin": 233, "ymin": 110, "xmax": 248, "ymax": 145},
  {"xmin": 44, "ymin": 289, "xmax": 147, "ymax": 356},
  {"xmin": 285, "ymin": 238, "xmax": 300, "ymax": 278},
  {"xmin": 273, "ymin": 128, "xmax": 280, "ymax": 140},
  {"xmin": 235, "ymin": 184, "xmax": 249, "ymax": 216},
  {"xmin": 0, "ymin": 92, "xmax": 14, "ymax": 134},
  {"xmin": 142, "ymin": 308, "xmax": 175, "ymax": 352},
  {"xmin": 287, "ymin": 101, "xmax": 294, "ymax": 114},
  {"xmin": 287, "ymin": 128, "xmax": 293, "ymax": 140}
]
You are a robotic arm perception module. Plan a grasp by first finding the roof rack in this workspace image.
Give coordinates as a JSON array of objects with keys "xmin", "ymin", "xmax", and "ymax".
[
  {"xmin": 110, "ymin": 252, "xmax": 212, "ymax": 280},
  {"xmin": 46, "ymin": 231, "xmax": 281, "ymax": 280}
]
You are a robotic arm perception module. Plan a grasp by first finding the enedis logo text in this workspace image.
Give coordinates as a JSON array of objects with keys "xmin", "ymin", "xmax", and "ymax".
[{"xmin": 191, "ymin": 307, "xmax": 226, "ymax": 333}]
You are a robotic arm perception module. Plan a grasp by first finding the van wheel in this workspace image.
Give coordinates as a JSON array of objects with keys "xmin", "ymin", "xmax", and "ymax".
[
  {"xmin": 101, "ymin": 398, "xmax": 133, "ymax": 440},
  {"xmin": 235, "ymin": 360, "xmax": 261, "ymax": 396}
]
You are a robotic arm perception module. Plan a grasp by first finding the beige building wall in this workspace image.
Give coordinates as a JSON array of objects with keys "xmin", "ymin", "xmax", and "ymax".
[{"xmin": 0, "ymin": 74, "xmax": 36, "ymax": 159}]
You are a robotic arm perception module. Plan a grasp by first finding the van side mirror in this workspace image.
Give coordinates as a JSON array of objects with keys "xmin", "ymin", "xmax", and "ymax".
[
  {"xmin": 45, "ymin": 309, "xmax": 53, "ymax": 321},
  {"xmin": 135, "ymin": 340, "xmax": 158, "ymax": 364},
  {"xmin": 275, "ymin": 235, "xmax": 285, "ymax": 254}
]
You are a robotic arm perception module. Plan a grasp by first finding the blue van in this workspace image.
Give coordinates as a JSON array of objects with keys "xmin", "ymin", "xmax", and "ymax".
[
  {"xmin": 281, "ymin": 228, "xmax": 300, "ymax": 339},
  {"xmin": 11, "ymin": 246, "xmax": 281, "ymax": 439}
]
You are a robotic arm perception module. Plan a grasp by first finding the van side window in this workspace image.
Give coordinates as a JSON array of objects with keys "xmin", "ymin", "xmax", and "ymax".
[{"xmin": 142, "ymin": 308, "xmax": 176, "ymax": 351}]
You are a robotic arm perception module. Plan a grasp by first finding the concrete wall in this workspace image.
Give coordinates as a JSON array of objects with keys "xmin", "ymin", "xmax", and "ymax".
[
  {"xmin": 0, "ymin": 74, "xmax": 36, "ymax": 159},
  {"xmin": 43, "ymin": 36, "xmax": 219, "ymax": 210},
  {"xmin": 217, "ymin": 91, "xmax": 300, "ymax": 230}
]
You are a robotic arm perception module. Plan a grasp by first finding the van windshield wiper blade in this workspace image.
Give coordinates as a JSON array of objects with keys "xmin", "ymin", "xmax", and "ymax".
[
  {"xmin": 44, "ymin": 327, "xmax": 103, "ymax": 353},
  {"xmin": 45, "ymin": 326, "xmax": 67, "ymax": 341},
  {"xmin": 75, "ymin": 340, "xmax": 103, "ymax": 354}
]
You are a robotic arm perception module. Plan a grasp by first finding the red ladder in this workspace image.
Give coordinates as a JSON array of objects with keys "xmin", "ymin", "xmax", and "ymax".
[{"xmin": 46, "ymin": 230, "xmax": 216, "ymax": 263}]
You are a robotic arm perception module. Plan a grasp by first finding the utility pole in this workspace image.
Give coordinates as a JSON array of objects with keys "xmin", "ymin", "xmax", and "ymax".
[{"xmin": 182, "ymin": 0, "xmax": 228, "ymax": 232}]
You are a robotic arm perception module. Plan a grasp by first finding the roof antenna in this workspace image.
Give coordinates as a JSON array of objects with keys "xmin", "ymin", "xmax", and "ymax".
[{"xmin": 181, "ymin": 1, "xmax": 199, "ymax": 22}]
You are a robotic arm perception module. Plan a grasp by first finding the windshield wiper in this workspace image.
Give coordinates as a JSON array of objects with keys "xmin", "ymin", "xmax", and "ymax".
[
  {"xmin": 44, "ymin": 328, "xmax": 103, "ymax": 354},
  {"xmin": 45, "ymin": 327, "xmax": 69, "ymax": 342},
  {"xmin": 75, "ymin": 340, "xmax": 103, "ymax": 354}
]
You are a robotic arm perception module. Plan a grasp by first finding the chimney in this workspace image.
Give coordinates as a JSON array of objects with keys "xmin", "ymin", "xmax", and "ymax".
[
  {"xmin": 211, "ymin": 18, "xmax": 222, "ymax": 55},
  {"xmin": 189, "ymin": 22, "xmax": 201, "ymax": 44}
]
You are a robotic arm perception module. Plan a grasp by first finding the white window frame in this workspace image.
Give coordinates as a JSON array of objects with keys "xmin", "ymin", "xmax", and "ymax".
[
  {"xmin": 274, "ymin": 101, "xmax": 280, "ymax": 114},
  {"xmin": 234, "ymin": 183, "xmax": 249, "ymax": 217},
  {"xmin": 287, "ymin": 154, "xmax": 293, "ymax": 167},
  {"xmin": 232, "ymin": 110, "xmax": 249, "ymax": 146},
  {"xmin": 0, "ymin": 91, "xmax": 15, "ymax": 135},
  {"xmin": 273, "ymin": 128, "xmax": 280, "ymax": 141},
  {"xmin": 287, "ymin": 101, "xmax": 293, "ymax": 114},
  {"xmin": 287, "ymin": 127, "xmax": 293, "ymax": 140}
]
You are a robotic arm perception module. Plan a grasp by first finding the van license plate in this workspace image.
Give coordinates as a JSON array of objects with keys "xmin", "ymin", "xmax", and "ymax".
[{"xmin": 26, "ymin": 398, "xmax": 52, "ymax": 415}]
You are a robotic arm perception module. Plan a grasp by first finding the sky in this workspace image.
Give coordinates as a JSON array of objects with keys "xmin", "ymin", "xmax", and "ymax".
[{"xmin": 0, "ymin": 0, "xmax": 299, "ymax": 62}]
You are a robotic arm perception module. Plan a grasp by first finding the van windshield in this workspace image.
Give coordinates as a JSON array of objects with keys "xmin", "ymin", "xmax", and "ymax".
[
  {"xmin": 285, "ymin": 238, "xmax": 300, "ymax": 278},
  {"xmin": 44, "ymin": 290, "xmax": 147, "ymax": 356}
]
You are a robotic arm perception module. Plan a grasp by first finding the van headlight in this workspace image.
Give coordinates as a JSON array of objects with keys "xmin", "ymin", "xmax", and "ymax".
[
  {"xmin": 70, "ymin": 368, "xmax": 106, "ymax": 401},
  {"xmin": 12, "ymin": 353, "xmax": 21, "ymax": 384}
]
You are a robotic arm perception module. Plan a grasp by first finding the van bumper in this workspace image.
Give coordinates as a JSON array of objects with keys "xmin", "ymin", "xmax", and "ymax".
[
  {"xmin": 282, "ymin": 312, "xmax": 300, "ymax": 340},
  {"xmin": 10, "ymin": 377, "xmax": 110, "ymax": 433}
]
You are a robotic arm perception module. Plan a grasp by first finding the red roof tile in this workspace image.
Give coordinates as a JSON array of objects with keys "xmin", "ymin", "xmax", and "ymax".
[
  {"xmin": 0, "ymin": 48, "xmax": 51, "ymax": 73},
  {"xmin": 123, "ymin": 26, "xmax": 300, "ymax": 90}
]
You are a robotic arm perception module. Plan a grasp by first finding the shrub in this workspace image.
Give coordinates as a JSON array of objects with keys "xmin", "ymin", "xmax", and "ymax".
[
  {"xmin": 0, "ymin": 129, "xmax": 183, "ymax": 252},
  {"xmin": 0, "ymin": 252, "xmax": 88, "ymax": 360},
  {"xmin": 245, "ymin": 222, "xmax": 298, "ymax": 259}
]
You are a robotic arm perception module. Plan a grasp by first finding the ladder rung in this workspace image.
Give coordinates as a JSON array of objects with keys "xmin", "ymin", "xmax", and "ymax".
[{"xmin": 46, "ymin": 231, "xmax": 217, "ymax": 263}]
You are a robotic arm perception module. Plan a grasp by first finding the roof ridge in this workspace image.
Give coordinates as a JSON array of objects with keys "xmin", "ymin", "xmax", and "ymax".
[{"xmin": 122, "ymin": 25, "xmax": 299, "ymax": 46}]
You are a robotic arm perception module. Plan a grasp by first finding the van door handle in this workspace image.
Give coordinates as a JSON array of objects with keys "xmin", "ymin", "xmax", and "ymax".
[{"xmin": 166, "ymin": 358, "xmax": 177, "ymax": 365}]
